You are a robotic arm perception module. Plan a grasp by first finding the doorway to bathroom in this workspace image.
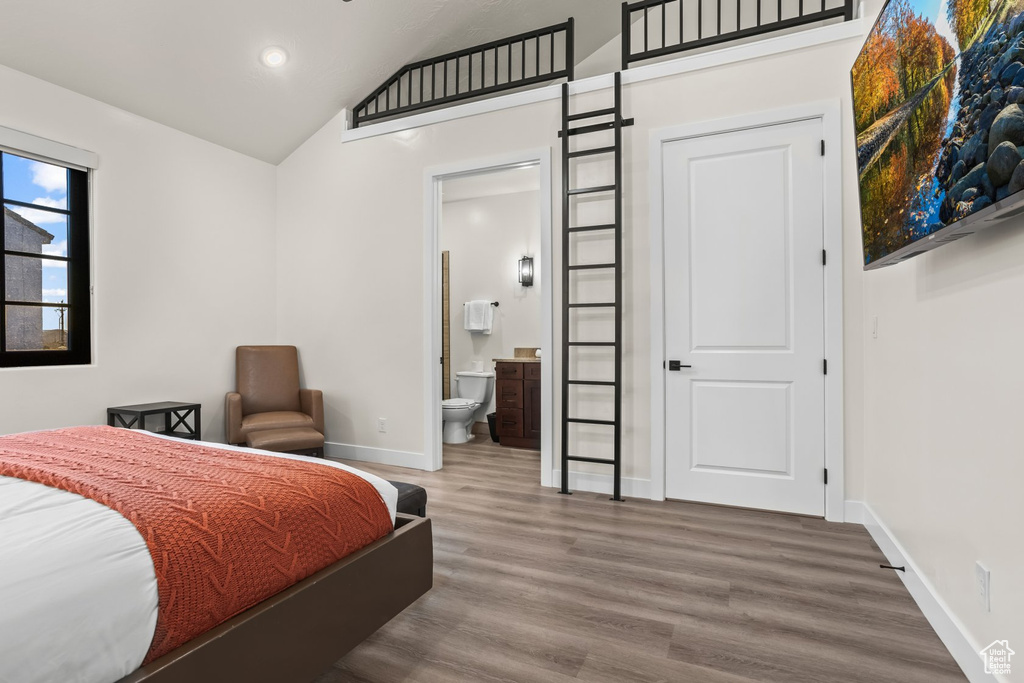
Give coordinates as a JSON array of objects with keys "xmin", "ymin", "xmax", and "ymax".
[{"xmin": 424, "ymin": 150, "xmax": 554, "ymax": 482}]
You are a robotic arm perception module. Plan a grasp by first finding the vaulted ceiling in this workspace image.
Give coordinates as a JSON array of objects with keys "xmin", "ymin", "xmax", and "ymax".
[{"xmin": 0, "ymin": 0, "xmax": 623, "ymax": 163}]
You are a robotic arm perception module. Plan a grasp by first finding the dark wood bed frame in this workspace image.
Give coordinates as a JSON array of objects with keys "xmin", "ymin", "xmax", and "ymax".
[{"xmin": 116, "ymin": 513, "xmax": 432, "ymax": 683}]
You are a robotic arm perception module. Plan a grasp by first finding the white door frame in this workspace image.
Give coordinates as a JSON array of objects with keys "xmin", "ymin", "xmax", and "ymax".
[
  {"xmin": 648, "ymin": 101, "xmax": 845, "ymax": 521},
  {"xmin": 423, "ymin": 149, "xmax": 554, "ymax": 477}
]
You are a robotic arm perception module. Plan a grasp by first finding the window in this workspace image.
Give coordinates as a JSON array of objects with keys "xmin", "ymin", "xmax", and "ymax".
[{"xmin": 1, "ymin": 151, "xmax": 90, "ymax": 367}]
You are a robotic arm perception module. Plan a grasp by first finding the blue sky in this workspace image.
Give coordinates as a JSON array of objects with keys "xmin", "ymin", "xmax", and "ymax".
[{"xmin": 3, "ymin": 153, "xmax": 69, "ymax": 331}]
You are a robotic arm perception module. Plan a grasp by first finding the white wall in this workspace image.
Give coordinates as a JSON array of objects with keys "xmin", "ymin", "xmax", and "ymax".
[
  {"xmin": 862, "ymin": 223, "xmax": 1024, "ymax": 664},
  {"xmin": 0, "ymin": 64, "xmax": 278, "ymax": 442},
  {"xmin": 442, "ymin": 187, "xmax": 542, "ymax": 416}
]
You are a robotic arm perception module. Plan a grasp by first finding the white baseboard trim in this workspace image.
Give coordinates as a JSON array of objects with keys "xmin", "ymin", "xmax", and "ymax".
[
  {"xmin": 550, "ymin": 469, "xmax": 651, "ymax": 499},
  {"xmin": 846, "ymin": 501, "xmax": 996, "ymax": 683},
  {"xmin": 324, "ymin": 441, "xmax": 426, "ymax": 470},
  {"xmin": 844, "ymin": 500, "xmax": 866, "ymax": 525}
]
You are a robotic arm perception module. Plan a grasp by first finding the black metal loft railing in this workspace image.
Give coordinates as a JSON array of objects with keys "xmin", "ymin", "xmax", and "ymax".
[
  {"xmin": 353, "ymin": 20, "xmax": 575, "ymax": 128},
  {"xmin": 621, "ymin": 0, "xmax": 854, "ymax": 68}
]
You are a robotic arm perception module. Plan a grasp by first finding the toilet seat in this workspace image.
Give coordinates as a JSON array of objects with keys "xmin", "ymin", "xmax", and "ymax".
[{"xmin": 442, "ymin": 398, "xmax": 478, "ymax": 408}]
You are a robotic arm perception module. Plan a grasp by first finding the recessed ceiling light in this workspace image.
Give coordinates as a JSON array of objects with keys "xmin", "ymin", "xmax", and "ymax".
[{"xmin": 260, "ymin": 46, "xmax": 288, "ymax": 68}]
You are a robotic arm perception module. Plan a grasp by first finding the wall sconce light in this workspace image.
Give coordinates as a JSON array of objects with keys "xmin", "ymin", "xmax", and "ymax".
[{"xmin": 518, "ymin": 256, "xmax": 534, "ymax": 287}]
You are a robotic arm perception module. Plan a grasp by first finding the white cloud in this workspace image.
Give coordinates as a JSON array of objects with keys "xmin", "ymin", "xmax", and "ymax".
[
  {"xmin": 42, "ymin": 289, "xmax": 68, "ymax": 300},
  {"xmin": 34, "ymin": 196, "xmax": 66, "ymax": 210},
  {"xmin": 29, "ymin": 161, "xmax": 67, "ymax": 193},
  {"xmin": 9, "ymin": 198, "xmax": 67, "ymax": 226},
  {"xmin": 42, "ymin": 254, "xmax": 67, "ymax": 270},
  {"xmin": 42, "ymin": 239, "xmax": 67, "ymax": 257}
]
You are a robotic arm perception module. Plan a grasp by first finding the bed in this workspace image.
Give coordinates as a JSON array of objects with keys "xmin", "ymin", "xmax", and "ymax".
[{"xmin": 0, "ymin": 426, "xmax": 433, "ymax": 683}]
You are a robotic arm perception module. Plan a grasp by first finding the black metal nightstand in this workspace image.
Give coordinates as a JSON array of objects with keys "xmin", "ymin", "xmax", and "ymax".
[{"xmin": 107, "ymin": 401, "xmax": 202, "ymax": 441}]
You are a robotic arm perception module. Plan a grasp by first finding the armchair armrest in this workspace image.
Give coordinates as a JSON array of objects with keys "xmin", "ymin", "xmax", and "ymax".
[
  {"xmin": 299, "ymin": 389, "xmax": 325, "ymax": 436},
  {"xmin": 226, "ymin": 392, "xmax": 244, "ymax": 445}
]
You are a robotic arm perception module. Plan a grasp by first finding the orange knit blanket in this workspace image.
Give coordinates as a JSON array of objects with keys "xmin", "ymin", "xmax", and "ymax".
[{"xmin": 0, "ymin": 425, "xmax": 393, "ymax": 663}]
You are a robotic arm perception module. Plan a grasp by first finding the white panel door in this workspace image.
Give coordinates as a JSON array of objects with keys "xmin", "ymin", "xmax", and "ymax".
[{"xmin": 663, "ymin": 118, "xmax": 825, "ymax": 516}]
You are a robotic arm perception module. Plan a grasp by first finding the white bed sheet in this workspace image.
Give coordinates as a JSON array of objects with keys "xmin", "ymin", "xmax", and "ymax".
[{"xmin": 0, "ymin": 431, "xmax": 397, "ymax": 683}]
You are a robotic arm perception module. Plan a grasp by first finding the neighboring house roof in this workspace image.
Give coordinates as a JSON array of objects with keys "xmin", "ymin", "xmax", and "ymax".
[{"xmin": 3, "ymin": 206, "xmax": 54, "ymax": 243}]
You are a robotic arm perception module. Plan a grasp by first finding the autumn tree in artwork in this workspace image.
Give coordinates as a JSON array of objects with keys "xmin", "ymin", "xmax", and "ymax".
[
  {"xmin": 854, "ymin": 30, "xmax": 901, "ymax": 132},
  {"xmin": 853, "ymin": 0, "xmax": 956, "ymax": 133},
  {"xmin": 947, "ymin": 0, "xmax": 991, "ymax": 51}
]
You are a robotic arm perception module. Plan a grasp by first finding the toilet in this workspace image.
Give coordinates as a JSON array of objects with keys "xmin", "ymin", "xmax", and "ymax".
[{"xmin": 442, "ymin": 370, "xmax": 495, "ymax": 444}]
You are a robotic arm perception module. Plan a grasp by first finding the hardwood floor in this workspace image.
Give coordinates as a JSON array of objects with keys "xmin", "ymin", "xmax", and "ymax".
[{"xmin": 317, "ymin": 439, "xmax": 965, "ymax": 683}]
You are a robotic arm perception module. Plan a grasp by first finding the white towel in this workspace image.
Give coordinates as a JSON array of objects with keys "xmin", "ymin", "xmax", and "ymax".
[{"xmin": 464, "ymin": 300, "xmax": 493, "ymax": 334}]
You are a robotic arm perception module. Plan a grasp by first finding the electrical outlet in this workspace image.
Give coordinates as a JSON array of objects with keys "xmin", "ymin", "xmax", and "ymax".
[
  {"xmin": 975, "ymin": 562, "xmax": 991, "ymax": 612},
  {"xmin": 377, "ymin": 418, "xmax": 388, "ymax": 434}
]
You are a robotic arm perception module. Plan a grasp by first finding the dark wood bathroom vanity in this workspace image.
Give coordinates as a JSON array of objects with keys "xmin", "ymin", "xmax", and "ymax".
[{"xmin": 494, "ymin": 359, "xmax": 541, "ymax": 450}]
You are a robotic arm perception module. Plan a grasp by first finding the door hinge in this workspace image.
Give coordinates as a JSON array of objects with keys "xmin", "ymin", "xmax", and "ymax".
[
  {"xmin": 440, "ymin": 356, "xmax": 443, "ymax": 365},
  {"xmin": 820, "ymin": 139, "xmax": 825, "ymax": 156},
  {"xmin": 824, "ymin": 468, "xmax": 829, "ymax": 485},
  {"xmin": 822, "ymin": 249, "xmax": 827, "ymax": 266},
  {"xmin": 823, "ymin": 359, "xmax": 828, "ymax": 375}
]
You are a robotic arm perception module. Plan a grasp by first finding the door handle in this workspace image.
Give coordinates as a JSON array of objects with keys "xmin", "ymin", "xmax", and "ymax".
[{"xmin": 668, "ymin": 360, "xmax": 692, "ymax": 371}]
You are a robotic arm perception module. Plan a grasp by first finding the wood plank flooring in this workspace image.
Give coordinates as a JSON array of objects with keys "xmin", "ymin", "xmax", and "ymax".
[{"xmin": 316, "ymin": 439, "xmax": 965, "ymax": 683}]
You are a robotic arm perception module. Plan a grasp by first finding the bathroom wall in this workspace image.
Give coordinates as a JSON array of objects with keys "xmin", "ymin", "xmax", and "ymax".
[{"xmin": 441, "ymin": 173, "xmax": 542, "ymax": 418}]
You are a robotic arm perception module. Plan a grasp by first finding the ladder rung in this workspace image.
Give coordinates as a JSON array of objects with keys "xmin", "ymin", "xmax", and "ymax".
[
  {"xmin": 568, "ymin": 263, "xmax": 615, "ymax": 271},
  {"xmin": 568, "ymin": 185, "xmax": 616, "ymax": 196},
  {"xmin": 568, "ymin": 342, "xmax": 616, "ymax": 347},
  {"xmin": 566, "ymin": 418, "xmax": 617, "ymax": 426},
  {"xmin": 566, "ymin": 455, "xmax": 616, "ymax": 464},
  {"xmin": 567, "ymin": 380, "xmax": 616, "ymax": 386},
  {"xmin": 568, "ymin": 223, "xmax": 616, "ymax": 233},
  {"xmin": 558, "ymin": 118, "xmax": 635, "ymax": 137},
  {"xmin": 568, "ymin": 303, "xmax": 616, "ymax": 308},
  {"xmin": 568, "ymin": 146, "xmax": 617, "ymax": 159},
  {"xmin": 567, "ymin": 107, "xmax": 616, "ymax": 122}
]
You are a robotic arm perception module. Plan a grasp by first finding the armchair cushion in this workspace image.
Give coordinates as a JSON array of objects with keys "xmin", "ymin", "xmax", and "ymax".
[
  {"xmin": 240, "ymin": 411, "xmax": 313, "ymax": 437},
  {"xmin": 246, "ymin": 427, "xmax": 324, "ymax": 454},
  {"xmin": 236, "ymin": 346, "xmax": 302, "ymax": 416}
]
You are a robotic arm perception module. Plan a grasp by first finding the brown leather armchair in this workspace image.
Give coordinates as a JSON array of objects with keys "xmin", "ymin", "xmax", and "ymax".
[{"xmin": 226, "ymin": 346, "xmax": 324, "ymax": 446}]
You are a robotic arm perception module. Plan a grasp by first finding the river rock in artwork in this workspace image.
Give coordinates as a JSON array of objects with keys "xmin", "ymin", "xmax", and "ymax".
[
  {"xmin": 988, "ymin": 104, "xmax": 1024, "ymax": 155},
  {"xmin": 974, "ymin": 103, "xmax": 999, "ymax": 137},
  {"xmin": 1009, "ymin": 160, "xmax": 1024, "ymax": 193},
  {"xmin": 950, "ymin": 158, "xmax": 967, "ymax": 183},
  {"xmin": 987, "ymin": 140, "xmax": 1023, "ymax": 185},
  {"xmin": 962, "ymin": 133, "xmax": 987, "ymax": 167},
  {"xmin": 1002, "ymin": 61, "xmax": 1023, "ymax": 85},
  {"xmin": 950, "ymin": 163, "xmax": 987, "ymax": 202}
]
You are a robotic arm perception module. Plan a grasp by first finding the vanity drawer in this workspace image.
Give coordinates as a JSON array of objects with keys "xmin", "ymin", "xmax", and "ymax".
[
  {"xmin": 496, "ymin": 362, "xmax": 523, "ymax": 380},
  {"xmin": 496, "ymin": 409, "xmax": 524, "ymax": 438},
  {"xmin": 496, "ymin": 380, "xmax": 523, "ymax": 408},
  {"xmin": 524, "ymin": 363, "xmax": 541, "ymax": 381}
]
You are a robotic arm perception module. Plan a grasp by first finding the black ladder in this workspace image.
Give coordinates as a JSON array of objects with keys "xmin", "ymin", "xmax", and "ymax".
[{"xmin": 558, "ymin": 72, "xmax": 634, "ymax": 501}]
